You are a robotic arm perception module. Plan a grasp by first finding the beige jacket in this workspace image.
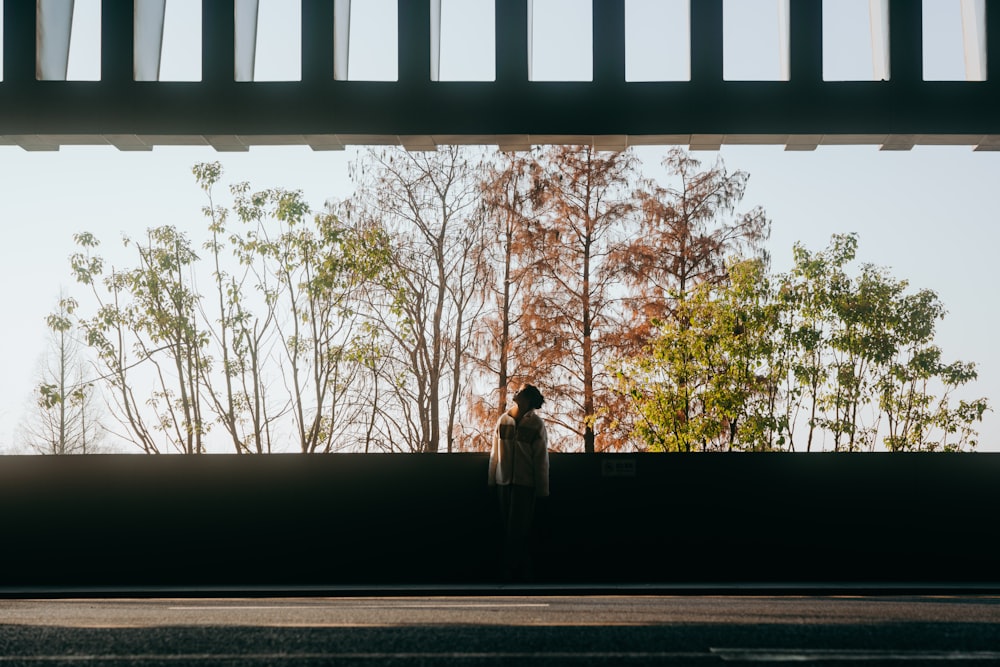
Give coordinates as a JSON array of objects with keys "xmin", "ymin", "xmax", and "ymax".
[{"xmin": 488, "ymin": 409, "xmax": 549, "ymax": 497}]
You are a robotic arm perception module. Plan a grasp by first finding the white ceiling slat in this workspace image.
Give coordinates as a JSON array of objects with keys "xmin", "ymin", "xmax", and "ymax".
[
  {"xmin": 334, "ymin": 0, "xmax": 351, "ymax": 80},
  {"xmin": 960, "ymin": 0, "xmax": 987, "ymax": 81},
  {"xmin": 235, "ymin": 0, "xmax": 260, "ymax": 81},
  {"xmin": 37, "ymin": 0, "xmax": 75, "ymax": 80},
  {"xmin": 134, "ymin": 0, "xmax": 166, "ymax": 81}
]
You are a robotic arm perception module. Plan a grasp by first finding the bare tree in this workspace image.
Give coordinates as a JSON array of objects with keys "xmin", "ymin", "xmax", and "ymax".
[
  {"xmin": 18, "ymin": 293, "xmax": 106, "ymax": 454},
  {"xmin": 346, "ymin": 146, "xmax": 489, "ymax": 453}
]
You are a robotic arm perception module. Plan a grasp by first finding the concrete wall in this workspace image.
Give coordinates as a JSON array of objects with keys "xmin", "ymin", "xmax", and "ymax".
[{"xmin": 1, "ymin": 453, "xmax": 997, "ymax": 590}]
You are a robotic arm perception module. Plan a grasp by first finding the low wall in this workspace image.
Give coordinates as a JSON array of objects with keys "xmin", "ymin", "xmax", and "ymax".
[{"xmin": 0, "ymin": 453, "xmax": 997, "ymax": 590}]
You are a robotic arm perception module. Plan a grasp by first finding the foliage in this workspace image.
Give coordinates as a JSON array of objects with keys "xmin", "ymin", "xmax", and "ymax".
[
  {"xmin": 509, "ymin": 145, "xmax": 637, "ymax": 453},
  {"xmin": 619, "ymin": 234, "xmax": 989, "ymax": 452},
  {"xmin": 464, "ymin": 151, "xmax": 544, "ymax": 448},
  {"xmin": 68, "ymin": 164, "xmax": 388, "ymax": 453},
  {"xmin": 619, "ymin": 148, "xmax": 771, "ymax": 341},
  {"xmin": 54, "ymin": 150, "xmax": 988, "ymax": 454}
]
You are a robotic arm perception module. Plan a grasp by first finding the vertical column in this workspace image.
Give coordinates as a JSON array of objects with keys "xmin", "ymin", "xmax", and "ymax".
[
  {"xmin": 887, "ymin": 0, "xmax": 921, "ymax": 82},
  {"xmin": 593, "ymin": 0, "xmax": 625, "ymax": 84},
  {"xmin": 203, "ymin": 0, "xmax": 236, "ymax": 83},
  {"xmin": 496, "ymin": 0, "xmax": 529, "ymax": 84},
  {"xmin": 102, "ymin": 0, "xmax": 134, "ymax": 83},
  {"xmin": 398, "ymin": 0, "xmax": 431, "ymax": 83},
  {"xmin": 304, "ymin": 0, "xmax": 336, "ymax": 81},
  {"xmin": 4, "ymin": 0, "xmax": 37, "ymax": 84},
  {"xmin": 690, "ymin": 0, "xmax": 723, "ymax": 83},
  {"xmin": 789, "ymin": 0, "xmax": 822, "ymax": 83}
]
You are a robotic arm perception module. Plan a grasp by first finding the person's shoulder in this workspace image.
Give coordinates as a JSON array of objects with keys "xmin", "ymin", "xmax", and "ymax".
[
  {"xmin": 522, "ymin": 411, "xmax": 546, "ymax": 429},
  {"xmin": 496, "ymin": 411, "xmax": 515, "ymax": 426}
]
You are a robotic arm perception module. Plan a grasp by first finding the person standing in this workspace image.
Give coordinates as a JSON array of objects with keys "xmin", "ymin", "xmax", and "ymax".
[{"xmin": 488, "ymin": 383, "xmax": 549, "ymax": 581}]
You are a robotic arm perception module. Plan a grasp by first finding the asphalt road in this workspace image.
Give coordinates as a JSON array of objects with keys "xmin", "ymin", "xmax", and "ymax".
[{"xmin": 0, "ymin": 594, "xmax": 998, "ymax": 665}]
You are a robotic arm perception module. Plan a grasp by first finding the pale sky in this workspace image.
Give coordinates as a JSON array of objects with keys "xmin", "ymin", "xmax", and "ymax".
[{"xmin": 0, "ymin": 0, "xmax": 996, "ymax": 452}]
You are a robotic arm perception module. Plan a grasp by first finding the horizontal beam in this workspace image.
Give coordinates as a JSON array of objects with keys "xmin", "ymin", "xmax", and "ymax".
[
  {"xmin": 1, "ymin": 0, "xmax": 998, "ymax": 144},
  {"xmin": 0, "ymin": 80, "xmax": 998, "ymax": 137}
]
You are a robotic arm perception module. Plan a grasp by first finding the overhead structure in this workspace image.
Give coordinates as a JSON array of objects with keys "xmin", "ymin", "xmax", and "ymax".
[{"xmin": 5, "ymin": 0, "xmax": 1000, "ymax": 151}]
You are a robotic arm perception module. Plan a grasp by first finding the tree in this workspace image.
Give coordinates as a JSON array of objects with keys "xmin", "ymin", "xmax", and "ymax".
[
  {"xmin": 618, "ymin": 259, "xmax": 789, "ymax": 451},
  {"xmin": 619, "ymin": 148, "xmax": 770, "ymax": 348},
  {"xmin": 233, "ymin": 184, "xmax": 376, "ymax": 454},
  {"xmin": 465, "ymin": 150, "xmax": 544, "ymax": 448},
  {"xmin": 70, "ymin": 163, "xmax": 389, "ymax": 454},
  {"xmin": 517, "ymin": 145, "xmax": 637, "ymax": 453},
  {"xmin": 194, "ymin": 162, "xmax": 282, "ymax": 454},
  {"xmin": 196, "ymin": 163, "xmax": 388, "ymax": 454},
  {"xmin": 784, "ymin": 234, "xmax": 989, "ymax": 451},
  {"xmin": 344, "ymin": 146, "xmax": 489, "ymax": 453},
  {"xmin": 877, "ymin": 295, "xmax": 988, "ymax": 452},
  {"xmin": 71, "ymin": 228, "xmax": 210, "ymax": 454},
  {"xmin": 18, "ymin": 294, "xmax": 106, "ymax": 454},
  {"xmin": 621, "ymin": 234, "xmax": 989, "ymax": 452}
]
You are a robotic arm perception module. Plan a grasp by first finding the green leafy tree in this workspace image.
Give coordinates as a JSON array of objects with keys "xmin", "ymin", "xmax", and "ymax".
[
  {"xmin": 198, "ymin": 163, "xmax": 386, "ymax": 454},
  {"xmin": 621, "ymin": 234, "xmax": 989, "ymax": 452},
  {"xmin": 70, "ymin": 228, "xmax": 209, "ymax": 453},
  {"xmin": 618, "ymin": 259, "xmax": 788, "ymax": 451},
  {"xmin": 194, "ymin": 162, "xmax": 286, "ymax": 453},
  {"xmin": 71, "ymin": 232, "xmax": 162, "ymax": 453}
]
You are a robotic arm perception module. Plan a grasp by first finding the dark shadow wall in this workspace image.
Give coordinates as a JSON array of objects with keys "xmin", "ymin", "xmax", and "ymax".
[{"xmin": 0, "ymin": 453, "xmax": 997, "ymax": 590}]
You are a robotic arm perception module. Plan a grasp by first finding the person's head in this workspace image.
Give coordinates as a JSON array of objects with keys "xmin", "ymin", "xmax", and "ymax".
[{"xmin": 513, "ymin": 383, "xmax": 545, "ymax": 412}]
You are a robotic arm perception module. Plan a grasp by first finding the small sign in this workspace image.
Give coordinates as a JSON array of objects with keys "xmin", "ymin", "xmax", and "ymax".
[{"xmin": 601, "ymin": 459, "xmax": 636, "ymax": 477}]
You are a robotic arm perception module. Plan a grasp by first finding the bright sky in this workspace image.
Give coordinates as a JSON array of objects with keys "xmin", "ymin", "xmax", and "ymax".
[{"xmin": 0, "ymin": 0, "xmax": 996, "ymax": 452}]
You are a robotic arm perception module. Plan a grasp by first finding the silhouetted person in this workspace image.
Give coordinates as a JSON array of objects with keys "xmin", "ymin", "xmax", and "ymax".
[{"xmin": 488, "ymin": 383, "xmax": 549, "ymax": 581}]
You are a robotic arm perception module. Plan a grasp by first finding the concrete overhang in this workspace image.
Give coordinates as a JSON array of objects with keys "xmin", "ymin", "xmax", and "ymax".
[{"xmin": 2, "ymin": 1, "xmax": 999, "ymax": 151}]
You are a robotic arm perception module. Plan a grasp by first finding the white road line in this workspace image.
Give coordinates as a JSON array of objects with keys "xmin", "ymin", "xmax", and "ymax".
[
  {"xmin": 712, "ymin": 648, "xmax": 1000, "ymax": 661},
  {"xmin": 168, "ymin": 603, "xmax": 550, "ymax": 610},
  {"xmin": 349, "ymin": 603, "xmax": 552, "ymax": 609}
]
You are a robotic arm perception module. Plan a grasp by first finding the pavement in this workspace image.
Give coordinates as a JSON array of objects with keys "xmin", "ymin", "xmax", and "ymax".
[{"xmin": 0, "ymin": 593, "xmax": 999, "ymax": 664}]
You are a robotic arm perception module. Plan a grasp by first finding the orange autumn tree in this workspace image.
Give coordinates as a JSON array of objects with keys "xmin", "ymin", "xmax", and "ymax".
[
  {"xmin": 464, "ymin": 151, "xmax": 545, "ymax": 449},
  {"xmin": 471, "ymin": 147, "xmax": 771, "ymax": 453},
  {"xmin": 516, "ymin": 145, "xmax": 637, "ymax": 453},
  {"xmin": 618, "ymin": 148, "xmax": 771, "ymax": 348}
]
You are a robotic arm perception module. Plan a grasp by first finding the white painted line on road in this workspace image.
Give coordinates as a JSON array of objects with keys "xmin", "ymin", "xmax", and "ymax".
[
  {"xmin": 712, "ymin": 648, "xmax": 1000, "ymax": 661},
  {"xmin": 168, "ymin": 603, "xmax": 551, "ymax": 610},
  {"xmin": 168, "ymin": 606, "xmax": 322, "ymax": 611},
  {"xmin": 350, "ymin": 603, "xmax": 552, "ymax": 609}
]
